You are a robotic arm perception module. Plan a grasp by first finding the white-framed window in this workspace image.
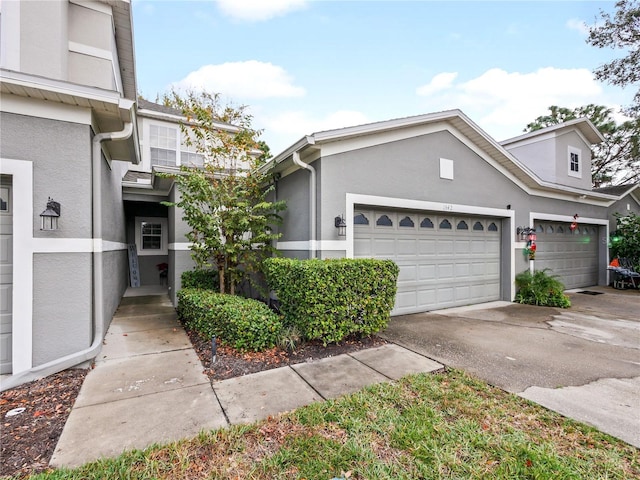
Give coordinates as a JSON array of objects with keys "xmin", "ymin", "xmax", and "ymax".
[
  {"xmin": 568, "ymin": 146, "xmax": 581, "ymax": 178},
  {"xmin": 180, "ymin": 134, "xmax": 205, "ymax": 168},
  {"xmin": 150, "ymin": 125, "xmax": 178, "ymax": 167},
  {"xmin": 135, "ymin": 217, "xmax": 168, "ymax": 256}
]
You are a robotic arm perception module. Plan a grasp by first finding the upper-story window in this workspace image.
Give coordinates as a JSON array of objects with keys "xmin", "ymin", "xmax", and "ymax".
[
  {"xmin": 568, "ymin": 146, "xmax": 581, "ymax": 178},
  {"xmin": 150, "ymin": 125, "xmax": 178, "ymax": 167}
]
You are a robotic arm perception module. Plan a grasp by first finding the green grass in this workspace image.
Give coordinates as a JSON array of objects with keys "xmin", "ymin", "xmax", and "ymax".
[{"xmin": 22, "ymin": 370, "xmax": 639, "ymax": 480}]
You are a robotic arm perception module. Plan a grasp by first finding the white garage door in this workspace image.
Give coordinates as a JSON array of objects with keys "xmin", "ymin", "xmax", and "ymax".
[
  {"xmin": 354, "ymin": 208, "xmax": 501, "ymax": 316},
  {"xmin": 534, "ymin": 221, "xmax": 599, "ymax": 289},
  {"xmin": 0, "ymin": 180, "xmax": 12, "ymax": 374}
]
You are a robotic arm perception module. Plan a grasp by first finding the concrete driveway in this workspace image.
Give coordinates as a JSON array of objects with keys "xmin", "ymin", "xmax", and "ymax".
[{"xmin": 380, "ymin": 286, "xmax": 640, "ymax": 447}]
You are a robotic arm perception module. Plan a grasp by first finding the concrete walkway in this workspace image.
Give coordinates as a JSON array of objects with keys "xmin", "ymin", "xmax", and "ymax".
[{"xmin": 51, "ymin": 294, "xmax": 443, "ymax": 468}]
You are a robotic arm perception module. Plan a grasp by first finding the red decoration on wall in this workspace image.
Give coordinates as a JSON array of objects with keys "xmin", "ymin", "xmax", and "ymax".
[{"xmin": 570, "ymin": 214, "xmax": 579, "ymax": 232}]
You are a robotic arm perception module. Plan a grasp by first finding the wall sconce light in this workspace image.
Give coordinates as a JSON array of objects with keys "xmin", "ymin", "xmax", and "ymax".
[
  {"xmin": 516, "ymin": 226, "xmax": 535, "ymax": 241},
  {"xmin": 334, "ymin": 215, "xmax": 346, "ymax": 237},
  {"xmin": 40, "ymin": 197, "xmax": 60, "ymax": 231}
]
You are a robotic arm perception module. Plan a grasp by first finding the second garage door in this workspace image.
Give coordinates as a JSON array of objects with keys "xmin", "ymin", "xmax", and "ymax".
[
  {"xmin": 534, "ymin": 221, "xmax": 599, "ymax": 289},
  {"xmin": 354, "ymin": 208, "xmax": 501, "ymax": 315}
]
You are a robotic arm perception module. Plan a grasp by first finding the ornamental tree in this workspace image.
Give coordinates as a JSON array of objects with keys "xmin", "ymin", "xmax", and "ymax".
[{"xmin": 162, "ymin": 90, "xmax": 286, "ymax": 295}]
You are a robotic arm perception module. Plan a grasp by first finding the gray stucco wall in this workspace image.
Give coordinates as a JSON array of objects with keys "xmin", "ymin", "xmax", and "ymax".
[
  {"xmin": 33, "ymin": 253, "xmax": 92, "ymax": 366},
  {"xmin": 504, "ymin": 140, "xmax": 555, "ymax": 183},
  {"xmin": 101, "ymin": 250, "xmax": 128, "ymax": 333},
  {"xmin": 0, "ymin": 113, "xmax": 92, "ymax": 238},
  {"xmin": 554, "ymin": 131, "xmax": 593, "ymax": 190},
  {"xmin": 607, "ymin": 194, "xmax": 640, "ymax": 232},
  {"xmin": 275, "ymin": 168, "xmax": 311, "ymax": 242}
]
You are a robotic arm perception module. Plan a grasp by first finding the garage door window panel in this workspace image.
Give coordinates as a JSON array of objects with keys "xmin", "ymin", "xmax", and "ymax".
[
  {"xmin": 439, "ymin": 219, "xmax": 452, "ymax": 229},
  {"xmin": 420, "ymin": 218, "xmax": 434, "ymax": 228}
]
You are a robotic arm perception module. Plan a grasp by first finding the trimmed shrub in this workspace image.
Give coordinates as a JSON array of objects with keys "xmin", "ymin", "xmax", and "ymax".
[
  {"xmin": 181, "ymin": 269, "xmax": 219, "ymax": 290},
  {"xmin": 177, "ymin": 288, "xmax": 282, "ymax": 351},
  {"xmin": 263, "ymin": 258, "xmax": 399, "ymax": 345},
  {"xmin": 515, "ymin": 269, "xmax": 571, "ymax": 308}
]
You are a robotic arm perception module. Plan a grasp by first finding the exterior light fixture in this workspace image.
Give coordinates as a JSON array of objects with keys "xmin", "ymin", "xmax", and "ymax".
[
  {"xmin": 334, "ymin": 215, "xmax": 346, "ymax": 237},
  {"xmin": 40, "ymin": 197, "xmax": 60, "ymax": 230},
  {"xmin": 516, "ymin": 226, "xmax": 535, "ymax": 241}
]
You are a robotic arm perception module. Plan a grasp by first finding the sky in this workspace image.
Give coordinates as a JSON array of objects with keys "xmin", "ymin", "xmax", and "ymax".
[{"xmin": 132, "ymin": 0, "xmax": 635, "ymax": 155}]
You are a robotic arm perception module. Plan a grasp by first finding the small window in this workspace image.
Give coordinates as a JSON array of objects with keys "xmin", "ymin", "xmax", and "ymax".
[
  {"xmin": 439, "ymin": 219, "xmax": 452, "ymax": 229},
  {"xmin": 546, "ymin": 225, "xmax": 554, "ymax": 234},
  {"xmin": 376, "ymin": 214, "xmax": 393, "ymax": 227},
  {"xmin": 420, "ymin": 218, "xmax": 434, "ymax": 228},
  {"xmin": 473, "ymin": 221, "xmax": 484, "ymax": 231},
  {"xmin": 591, "ymin": 227, "xmax": 597, "ymax": 235},
  {"xmin": 0, "ymin": 186, "xmax": 9, "ymax": 212},
  {"xmin": 150, "ymin": 125, "xmax": 178, "ymax": 167},
  {"xmin": 557, "ymin": 226, "xmax": 564, "ymax": 234},
  {"xmin": 488, "ymin": 222, "xmax": 498, "ymax": 232},
  {"xmin": 582, "ymin": 227, "xmax": 589, "ymax": 235},
  {"xmin": 457, "ymin": 220, "xmax": 468, "ymax": 230},
  {"xmin": 135, "ymin": 217, "xmax": 168, "ymax": 256},
  {"xmin": 399, "ymin": 216, "xmax": 415, "ymax": 227},
  {"xmin": 536, "ymin": 225, "xmax": 544, "ymax": 233},
  {"xmin": 354, "ymin": 213, "xmax": 369, "ymax": 225},
  {"xmin": 568, "ymin": 146, "xmax": 582, "ymax": 178}
]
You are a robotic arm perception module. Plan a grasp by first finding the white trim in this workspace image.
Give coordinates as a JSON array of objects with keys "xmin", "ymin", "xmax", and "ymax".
[
  {"xmin": 568, "ymin": 146, "xmax": 582, "ymax": 179},
  {"xmin": 68, "ymin": 41, "xmax": 112, "ymax": 61},
  {"xmin": 0, "ymin": 158, "xmax": 33, "ymax": 373},
  {"xmin": 529, "ymin": 212, "xmax": 608, "ymax": 226},
  {"xmin": 69, "ymin": 0, "xmax": 113, "ymax": 15},
  {"xmin": 276, "ymin": 240, "xmax": 347, "ymax": 251},
  {"xmin": 0, "ymin": 93, "xmax": 92, "ymax": 125},
  {"xmin": 32, "ymin": 238, "xmax": 127, "ymax": 253},
  {"xmin": 169, "ymin": 242, "xmax": 193, "ymax": 251},
  {"xmin": 135, "ymin": 217, "xmax": 168, "ymax": 256}
]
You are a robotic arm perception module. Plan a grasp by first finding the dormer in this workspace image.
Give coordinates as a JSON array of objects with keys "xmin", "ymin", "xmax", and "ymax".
[{"xmin": 500, "ymin": 118, "xmax": 604, "ymax": 190}]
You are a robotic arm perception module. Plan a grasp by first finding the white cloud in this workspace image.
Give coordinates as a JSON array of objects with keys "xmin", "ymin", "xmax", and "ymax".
[
  {"xmin": 415, "ymin": 67, "xmax": 607, "ymax": 140},
  {"xmin": 416, "ymin": 72, "xmax": 458, "ymax": 96},
  {"xmin": 173, "ymin": 61, "xmax": 306, "ymax": 99},
  {"xmin": 215, "ymin": 0, "xmax": 307, "ymax": 22},
  {"xmin": 259, "ymin": 110, "xmax": 370, "ymax": 153},
  {"xmin": 566, "ymin": 18, "xmax": 589, "ymax": 35}
]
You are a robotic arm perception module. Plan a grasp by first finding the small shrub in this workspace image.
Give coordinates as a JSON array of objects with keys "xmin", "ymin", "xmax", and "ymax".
[
  {"xmin": 515, "ymin": 269, "xmax": 571, "ymax": 308},
  {"xmin": 181, "ymin": 269, "xmax": 219, "ymax": 290},
  {"xmin": 264, "ymin": 258, "xmax": 399, "ymax": 344},
  {"xmin": 177, "ymin": 288, "xmax": 282, "ymax": 351}
]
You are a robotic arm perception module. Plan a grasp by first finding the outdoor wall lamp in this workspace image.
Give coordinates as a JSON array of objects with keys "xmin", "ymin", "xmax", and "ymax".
[
  {"xmin": 516, "ymin": 226, "xmax": 535, "ymax": 241},
  {"xmin": 334, "ymin": 215, "xmax": 346, "ymax": 237},
  {"xmin": 40, "ymin": 197, "xmax": 60, "ymax": 231}
]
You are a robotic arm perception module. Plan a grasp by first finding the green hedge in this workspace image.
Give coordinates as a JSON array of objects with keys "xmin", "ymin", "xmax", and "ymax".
[
  {"xmin": 177, "ymin": 288, "xmax": 282, "ymax": 351},
  {"xmin": 514, "ymin": 269, "xmax": 571, "ymax": 308},
  {"xmin": 181, "ymin": 269, "xmax": 219, "ymax": 290},
  {"xmin": 263, "ymin": 258, "xmax": 399, "ymax": 344}
]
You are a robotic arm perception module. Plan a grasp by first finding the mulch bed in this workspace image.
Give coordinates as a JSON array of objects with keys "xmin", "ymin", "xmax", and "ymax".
[{"xmin": 1, "ymin": 329, "xmax": 386, "ymax": 478}]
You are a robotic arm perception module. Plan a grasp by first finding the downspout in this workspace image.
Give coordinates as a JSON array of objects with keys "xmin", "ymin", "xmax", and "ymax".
[
  {"xmin": 292, "ymin": 150, "xmax": 317, "ymax": 258},
  {"xmin": 0, "ymin": 122, "xmax": 134, "ymax": 392}
]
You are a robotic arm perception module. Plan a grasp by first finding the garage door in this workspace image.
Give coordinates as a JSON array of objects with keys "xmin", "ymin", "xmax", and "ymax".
[
  {"xmin": 354, "ymin": 208, "xmax": 501, "ymax": 315},
  {"xmin": 534, "ymin": 221, "xmax": 599, "ymax": 289},
  {"xmin": 0, "ymin": 179, "xmax": 12, "ymax": 374}
]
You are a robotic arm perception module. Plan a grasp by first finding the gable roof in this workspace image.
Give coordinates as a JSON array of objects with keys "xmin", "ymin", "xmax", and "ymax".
[
  {"xmin": 137, "ymin": 98, "xmax": 240, "ymax": 132},
  {"xmin": 266, "ymin": 109, "xmax": 618, "ymax": 204},
  {"xmin": 500, "ymin": 117, "xmax": 605, "ymax": 146},
  {"xmin": 593, "ymin": 183, "xmax": 639, "ymax": 197}
]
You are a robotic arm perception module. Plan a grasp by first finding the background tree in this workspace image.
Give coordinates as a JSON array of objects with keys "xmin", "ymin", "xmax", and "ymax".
[
  {"xmin": 524, "ymin": 104, "xmax": 639, "ymax": 186},
  {"xmin": 163, "ymin": 90, "xmax": 286, "ymax": 295},
  {"xmin": 587, "ymin": 0, "xmax": 640, "ymax": 116},
  {"xmin": 610, "ymin": 212, "xmax": 640, "ymax": 270}
]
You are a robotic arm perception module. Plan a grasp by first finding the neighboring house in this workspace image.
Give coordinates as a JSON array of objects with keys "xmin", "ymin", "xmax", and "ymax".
[
  {"xmin": 122, "ymin": 98, "xmax": 243, "ymax": 306},
  {"xmin": 1, "ymin": 1, "xmax": 639, "ymax": 391},
  {"xmin": 266, "ymin": 111, "xmax": 640, "ymax": 316},
  {"xmin": 0, "ymin": 0, "xmax": 139, "ymax": 387}
]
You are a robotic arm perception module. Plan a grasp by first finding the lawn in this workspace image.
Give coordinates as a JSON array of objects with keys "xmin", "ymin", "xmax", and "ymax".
[{"xmin": 25, "ymin": 370, "xmax": 638, "ymax": 479}]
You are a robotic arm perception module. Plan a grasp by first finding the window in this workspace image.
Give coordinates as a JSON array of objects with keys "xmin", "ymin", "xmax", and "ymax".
[
  {"xmin": 568, "ymin": 146, "xmax": 582, "ymax": 178},
  {"xmin": 150, "ymin": 125, "xmax": 177, "ymax": 167},
  {"xmin": 0, "ymin": 186, "xmax": 9, "ymax": 212},
  {"xmin": 456, "ymin": 220, "xmax": 468, "ymax": 230},
  {"xmin": 399, "ymin": 216, "xmax": 415, "ymax": 227},
  {"xmin": 180, "ymin": 133, "xmax": 205, "ymax": 168},
  {"xmin": 376, "ymin": 215, "xmax": 393, "ymax": 227},
  {"xmin": 488, "ymin": 222, "xmax": 498, "ymax": 232},
  {"xmin": 473, "ymin": 221, "xmax": 484, "ymax": 231},
  {"xmin": 439, "ymin": 219, "xmax": 452, "ymax": 229},
  {"xmin": 135, "ymin": 217, "xmax": 168, "ymax": 255},
  {"xmin": 420, "ymin": 218, "xmax": 434, "ymax": 228},
  {"xmin": 354, "ymin": 213, "xmax": 369, "ymax": 225}
]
